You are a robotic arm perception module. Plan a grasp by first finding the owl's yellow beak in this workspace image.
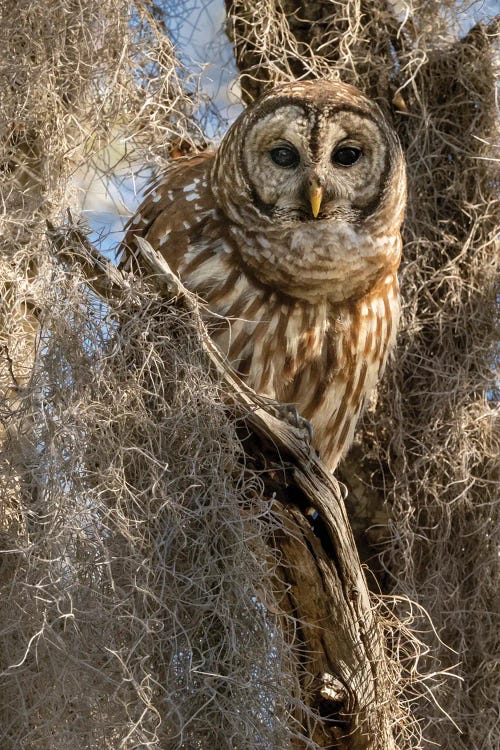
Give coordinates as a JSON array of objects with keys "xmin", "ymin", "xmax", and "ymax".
[{"xmin": 309, "ymin": 180, "xmax": 323, "ymax": 218}]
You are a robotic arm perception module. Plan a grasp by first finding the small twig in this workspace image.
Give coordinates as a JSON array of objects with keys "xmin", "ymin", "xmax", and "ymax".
[{"xmin": 1, "ymin": 343, "xmax": 20, "ymax": 390}]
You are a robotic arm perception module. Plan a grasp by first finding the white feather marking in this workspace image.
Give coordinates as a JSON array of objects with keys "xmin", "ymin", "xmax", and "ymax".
[
  {"xmin": 357, "ymin": 317, "xmax": 368, "ymax": 355},
  {"xmin": 184, "ymin": 253, "xmax": 228, "ymax": 290},
  {"xmin": 218, "ymin": 275, "xmax": 258, "ymax": 319},
  {"xmin": 159, "ymin": 230, "xmax": 172, "ymax": 247},
  {"xmin": 311, "ymin": 381, "xmax": 347, "ymax": 430},
  {"xmin": 283, "ymin": 305, "xmax": 305, "ymax": 361}
]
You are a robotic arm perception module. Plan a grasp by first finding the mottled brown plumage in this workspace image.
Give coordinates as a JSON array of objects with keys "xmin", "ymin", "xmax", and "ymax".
[{"xmin": 120, "ymin": 80, "xmax": 406, "ymax": 469}]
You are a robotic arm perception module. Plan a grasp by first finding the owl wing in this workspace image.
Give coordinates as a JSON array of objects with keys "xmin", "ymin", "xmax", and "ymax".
[
  {"xmin": 117, "ymin": 150, "xmax": 291, "ymax": 402},
  {"xmin": 119, "ymin": 151, "xmax": 217, "ymax": 277}
]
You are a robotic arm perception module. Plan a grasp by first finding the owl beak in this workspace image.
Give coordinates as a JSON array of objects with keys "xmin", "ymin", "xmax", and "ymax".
[{"xmin": 308, "ymin": 179, "xmax": 323, "ymax": 218}]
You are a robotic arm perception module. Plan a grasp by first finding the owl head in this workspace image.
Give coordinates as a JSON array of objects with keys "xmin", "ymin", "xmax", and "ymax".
[{"xmin": 211, "ymin": 80, "xmax": 406, "ymax": 302}]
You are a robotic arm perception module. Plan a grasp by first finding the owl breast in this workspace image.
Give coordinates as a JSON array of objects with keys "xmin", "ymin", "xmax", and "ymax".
[{"xmin": 180, "ymin": 231, "xmax": 399, "ymax": 469}]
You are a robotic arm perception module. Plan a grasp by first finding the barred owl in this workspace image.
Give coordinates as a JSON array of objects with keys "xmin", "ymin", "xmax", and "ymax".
[{"xmin": 121, "ymin": 80, "xmax": 406, "ymax": 470}]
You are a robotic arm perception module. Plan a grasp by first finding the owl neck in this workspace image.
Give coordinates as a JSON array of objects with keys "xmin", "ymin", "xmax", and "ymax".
[{"xmin": 224, "ymin": 218, "xmax": 401, "ymax": 305}]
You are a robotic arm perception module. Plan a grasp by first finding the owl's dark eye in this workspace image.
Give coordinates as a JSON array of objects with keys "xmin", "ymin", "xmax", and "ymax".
[
  {"xmin": 332, "ymin": 146, "xmax": 362, "ymax": 166},
  {"xmin": 270, "ymin": 146, "xmax": 300, "ymax": 168}
]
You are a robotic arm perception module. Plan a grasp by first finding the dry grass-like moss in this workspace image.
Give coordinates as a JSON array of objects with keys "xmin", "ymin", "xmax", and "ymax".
[
  {"xmin": 0, "ymin": 2, "xmax": 298, "ymax": 747},
  {"xmin": 1, "ymin": 240, "xmax": 303, "ymax": 747},
  {"xmin": 1, "ymin": 0, "xmax": 498, "ymax": 748}
]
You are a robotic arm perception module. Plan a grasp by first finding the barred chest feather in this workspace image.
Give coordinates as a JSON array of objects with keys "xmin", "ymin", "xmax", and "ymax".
[{"xmin": 178, "ymin": 232, "xmax": 399, "ymax": 470}]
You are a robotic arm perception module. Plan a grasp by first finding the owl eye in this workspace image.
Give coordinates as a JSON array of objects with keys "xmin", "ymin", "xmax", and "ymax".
[
  {"xmin": 269, "ymin": 146, "xmax": 300, "ymax": 168},
  {"xmin": 332, "ymin": 146, "xmax": 362, "ymax": 166}
]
